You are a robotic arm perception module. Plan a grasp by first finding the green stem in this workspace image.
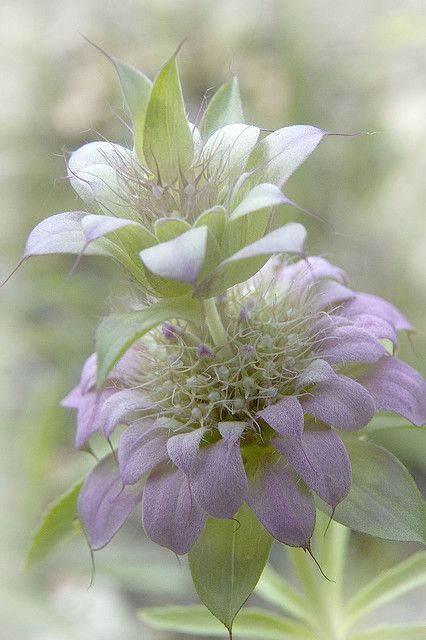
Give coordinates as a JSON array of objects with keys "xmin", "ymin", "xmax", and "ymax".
[{"xmin": 204, "ymin": 298, "xmax": 233, "ymax": 358}]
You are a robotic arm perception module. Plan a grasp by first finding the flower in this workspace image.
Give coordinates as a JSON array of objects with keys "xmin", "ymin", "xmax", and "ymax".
[{"xmin": 64, "ymin": 255, "xmax": 426, "ymax": 554}]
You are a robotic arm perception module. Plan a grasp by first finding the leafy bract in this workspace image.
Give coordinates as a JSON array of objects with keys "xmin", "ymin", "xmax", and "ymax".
[
  {"xmin": 188, "ymin": 503, "xmax": 273, "ymax": 633},
  {"xmin": 25, "ymin": 479, "xmax": 83, "ymax": 571},
  {"xmin": 143, "ymin": 55, "xmax": 193, "ymax": 183},
  {"xmin": 96, "ymin": 296, "xmax": 201, "ymax": 386},
  {"xmin": 229, "ymin": 183, "xmax": 290, "ymax": 221},
  {"xmin": 325, "ymin": 437, "xmax": 426, "ymax": 543},
  {"xmin": 139, "ymin": 606, "xmax": 313, "ymax": 639},
  {"xmin": 199, "ymin": 76, "xmax": 244, "ymax": 141}
]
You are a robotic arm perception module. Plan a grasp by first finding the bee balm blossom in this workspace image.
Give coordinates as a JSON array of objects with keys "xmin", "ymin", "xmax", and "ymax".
[{"xmin": 63, "ymin": 256, "xmax": 426, "ymax": 554}]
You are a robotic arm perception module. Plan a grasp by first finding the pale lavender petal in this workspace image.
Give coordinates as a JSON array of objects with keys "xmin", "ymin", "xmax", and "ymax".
[
  {"xmin": 142, "ymin": 463, "xmax": 206, "ymax": 554},
  {"xmin": 78, "ymin": 455, "xmax": 142, "ymax": 550},
  {"xmin": 61, "ymin": 385, "xmax": 82, "ymax": 409},
  {"xmin": 74, "ymin": 388, "xmax": 115, "ymax": 449},
  {"xmin": 190, "ymin": 429, "xmax": 248, "ymax": 518},
  {"xmin": 301, "ymin": 374, "xmax": 376, "ymax": 431},
  {"xmin": 80, "ymin": 353, "xmax": 97, "ymax": 392},
  {"xmin": 118, "ymin": 424, "xmax": 169, "ymax": 484},
  {"xmin": 359, "ymin": 356, "xmax": 426, "ymax": 426},
  {"xmin": 247, "ymin": 454, "xmax": 315, "ymax": 547},
  {"xmin": 317, "ymin": 325, "xmax": 386, "ymax": 365},
  {"xmin": 351, "ymin": 313, "xmax": 398, "ymax": 346},
  {"xmin": 258, "ymin": 396, "xmax": 304, "ymax": 438},
  {"xmin": 82, "ymin": 214, "xmax": 139, "ymax": 245},
  {"xmin": 280, "ymin": 256, "xmax": 347, "ymax": 290},
  {"xmin": 274, "ymin": 425, "xmax": 351, "ymax": 507},
  {"xmin": 338, "ymin": 293, "xmax": 413, "ymax": 331},
  {"xmin": 100, "ymin": 388, "xmax": 150, "ymax": 438},
  {"xmin": 166, "ymin": 428, "xmax": 207, "ymax": 475},
  {"xmin": 313, "ymin": 281, "xmax": 355, "ymax": 310},
  {"xmin": 296, "ymin": 358, "xmax": 337, "ymax": 390}
]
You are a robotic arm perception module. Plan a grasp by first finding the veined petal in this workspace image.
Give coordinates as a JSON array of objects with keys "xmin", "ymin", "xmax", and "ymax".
[
  {"xmin": 351, "ymin": 313, "xmax": 398, "ymax": 346},
  {"xmin": 317, "ymin": 324, "xmax": 387, "ymax": 365},
  {"xmin": 274, "ymin": 424, "xmax": 352, "ymax": 507},
  {"xmin": 78, "ymin": 454, "xmax": 142, "ymax": 550},
  {"xmin": 247, "ymin": 453, "xmax": 315, "ymax": 547},
  {"xmin": 359, "ymin": 356, "xmax": 426, "ymax": 426},
  {"xmin": 142, "ymin": 463, "xmax": 206, "ymax": 554},
  {"xmin": 100, "ymin": 388, "xmax": 150, "ymax": 438},
  {"xmin": 300, "ymin": 369, "xmax": 376, "ymax": 431},
  {"xmin": 166, "ymin": 428, "xmax": 207, "ymax": 475},
  {"xmin": 338, "ymin": 292, "xmax": 413, "ymax": 332},
  {"xmin": 257, "ymin": 396, "xmax": 304, "ymax": 438},
  {"xmin": 190, "ymin": 426, "xmax": 248, "ymax": 519},
  {"xmin": 118, "ymin": 422, "xmax": 170, "ymax": 484}
]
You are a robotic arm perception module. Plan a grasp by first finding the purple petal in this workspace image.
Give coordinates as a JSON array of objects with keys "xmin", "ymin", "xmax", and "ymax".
[
  {"xmin": 190, "ymin": 426, "xmax": 248, "ymax": 518},
  {"xmin": 247, "ymin": 453, "xmax": 315, "ymax": 547},
  {"xmin": 258, "ymin": 396, "xmax": 304, "ymax": 438},
  {"xmin": 338, "ymin": 293, "xmax": 413, "ymax": 332},
  {"xmin": 118, "ymin": 423, "xmax": 169, "ymax": 484},
  {"xmin": 279, "ymin": 256, "xmax": 347, "ymax": 291},
  {"xmin": 351, "ymin": 313, "xmax": 398, "ymax": 346},
  {"xmin": 74, "ymin": 388, "xmax": 115, "ymax": 450},
  {"xmin": 166, "ymin": 428, "xmax": 207, "ymax": 475},
  {"xmin": 100, "ymin": 388, "xmax": 150, "ymax": 438},
  {"xmin": 78, "ymin": 455, "xmax": 142, "ymax": 550},
  {"xmin": 317, "ymin": 325, "xmax": 386, "ymax": 365},
  {"xmin": 79, "ymin": 353, "xmax": 98, "ymax": 392},
  {"xmin": 300, "ymin": 373, "xmax": 376, "ymax": 431},
  {"xmin": 296, "ymin": 358, "xmax": 337, "ymax": 389},
  {"xmin": 274, "ymin": 425, "xmax": 352, "ymax": 507},
  {"xmin": 359, "ymin": 356, "xmax": 426, "ymax": 426},
  {"xmin": 142, "ymin": 463, "xmax": 206, "ymax": 554},
  {"xmin": 312, "ymin": 281, "xmax": 355, "ymax": 310}
]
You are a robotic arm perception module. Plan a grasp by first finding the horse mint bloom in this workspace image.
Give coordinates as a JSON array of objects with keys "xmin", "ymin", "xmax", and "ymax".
[{"xmin": 62, "ymin": 256, "xmax": 426, "ymax": 554}]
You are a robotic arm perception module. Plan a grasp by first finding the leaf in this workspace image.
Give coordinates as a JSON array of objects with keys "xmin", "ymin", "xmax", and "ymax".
[
  {"xmin": 229, "ymin": 183, "xmax": 290, "ymax": 221},
  {"xmin": 154, "ymin": 217, "xmax": 191, "ymax": 242},
  {"xmin": 255, "ymin": 564, "xmax": 315, "ymax": 625},
  {"xmin": 188, "ymin": 503, "xmax": 273, "ymax": 633},
  {"xmin": 194, "ymin": 206, "xmax": 226, "ymax": 244},
  {"xmin": 140, "ymin": 226, "xmax": 209, "ymax": 285},
  {"xmin": 140, "ymin": 606, "xmax": 313, "ymax": 639},
  {"xmin": 96, "ymin": 296, "xmax": 201, "ymax": 386},
  {"xmin": 195, "ymin": 222, "xmax": 307, "ymax": 298},
  {"xmin": 345, "ymin": 552, "xmax": 426, "ymax": 626},
  {"xmin": 321, "ymin": 437, "xmax": 426, "ymax": 543},
  {"xmin": 143, "ymin": 55, "xmax": 193, "ymax": 183},
  {"xmin": 349, "ymin": 624, "xmax": 426, "ymax": 640},
  {"xmin": 199, "ymin": 76, "xmax": 244, "ymax": 141},
  {"xmin": 25, "ymin": 479, "xmax": 83, "ymax": 570},
  {"xmin": 110, "ymin": 56, "xmax": 152, "ymax": 159}
]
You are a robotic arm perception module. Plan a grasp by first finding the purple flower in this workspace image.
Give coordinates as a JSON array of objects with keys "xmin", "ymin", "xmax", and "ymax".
[{"xmin": 65, "ymin": 257, "xmax": 426, "ymax": 554}]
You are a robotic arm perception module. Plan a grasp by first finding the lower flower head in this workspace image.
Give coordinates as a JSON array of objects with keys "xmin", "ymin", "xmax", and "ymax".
[{"xmin": 63, "ymin": 256, "xmax": 426, "ymax": 554}]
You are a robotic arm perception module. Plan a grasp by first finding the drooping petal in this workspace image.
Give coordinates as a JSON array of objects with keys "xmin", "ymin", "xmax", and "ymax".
[
  {"xmin": 316, "ymin": 325, "xmax": 386, "ymax": 365},
  {"xmin": 296, "ymin": 358, "xmax": 337, "ymax": 390},
  {"xmin": 142, "ymin": 463, "xmax": 206, "ymax": 554},
  {"xmin": 118, "ymin": 423, "xmax": 169, "ymax": 485},
  {"xmin": 274, "ymin": 424, "xmax": 352, "ymax": 507},
  {"xmin": 300, "ymin": 372, "xmax": 376, "ymax": 431},
  {"xmin": 78, "ymin": 455, "xmax": 142, "ymax": 550},
  {"xmin": 166, "ymin": 428, "xmax": 207, "ymax": 475},
  {"xmin": 351, "ymin": 313, "xmax": 398, "ymax": 347},
  {"xmin": 338, "ymin": 292, "xmax": 413, "ymax": 332},
  {"xmin": 100, "ymin": 388, "xmax": 150, "ymax": 438},
  {"xmin": 359, "ymin": 356, "xmax": 426, "ymax": 426},
  {"xmin": 73, "ymin": 388, "xmax": 115, "ymax": 450},
  {"xmin": 190, "ymin": 424, "xmax": 248, "ymax": 518},
  {"xmin": 247, "ymin": 453, "xmax": 315, "ymax": 547},
  {"xmin": 257, "ymin": 396, "xmax": 304, "ymax": 438}
]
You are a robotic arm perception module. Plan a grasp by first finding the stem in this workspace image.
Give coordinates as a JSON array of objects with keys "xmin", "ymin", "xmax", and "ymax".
[{"xmin": 204, "ymin": 298, "xmax": 233, "ymax": 358}]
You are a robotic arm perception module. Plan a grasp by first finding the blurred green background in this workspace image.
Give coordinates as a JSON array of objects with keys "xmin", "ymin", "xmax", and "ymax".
[{"xmin": 1, "ymin": 0, "xmax": 425, "ymax": 638}]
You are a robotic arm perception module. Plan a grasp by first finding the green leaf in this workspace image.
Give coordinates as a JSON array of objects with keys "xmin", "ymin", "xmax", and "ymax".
[
  {"xmin": 194, "ymin": 206, "xmax": 226, "ymax": 244},
  {"xmin": 25, "ymin": 480, "xmax": 83, "ymax": 570},
  {"xmin": 96, "ymin": 296, "xmax": 201, "ymax": 386},
  {"xmin": 256, "ymin": 564, "xmax": 315, "ymax": 625},
  {"xmin": 199, "ymin": 77, "xmax": 244, "ymax": 141},
  {"xmin": 229, "ymin": 183, "xmax": 290, "ymax": 221},
  {"xmin": 154, "ymin": 218, "xmax": 191, "ymax": 242},
  {"xmin": 345, "ymin": 552, "xmax": 426, "ymax": 626},
  {"xmin": 140, "ymin": 605, "xmax": 313, "ymax": 639},
  {"xmin": 143, "ymin": 55, "xmax": 193, "ymax": 183},
  {"xmin": 323, "ymin": 437, "xmax": 426, "ymax": 543},
  {"xmin": 111, "ymin": 56, "xmax": 152, "ymax": 160},
  {"xmin": 349, "ymin": 624, "xmax": 426, "ymax": 640},
  {"xmin": 188, "ymin": 503, "xmax": 273, "ymax": 633}
]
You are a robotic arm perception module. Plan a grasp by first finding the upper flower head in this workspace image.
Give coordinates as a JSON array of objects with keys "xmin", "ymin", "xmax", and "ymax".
[{"xmin": 64, "ymin": 255, "xmax": 426, "ymax": 554}]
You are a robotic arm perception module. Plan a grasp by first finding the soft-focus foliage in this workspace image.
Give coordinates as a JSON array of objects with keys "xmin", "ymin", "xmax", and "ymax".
[{"xmin": 2, "ymin": 0, "xmax": 426, "ymax": 638}]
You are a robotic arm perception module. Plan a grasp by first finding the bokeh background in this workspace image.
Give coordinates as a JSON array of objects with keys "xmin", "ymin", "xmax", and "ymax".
[{"xmin": 1, "ymin": 0, "xmax": 425, "ymax": 638}]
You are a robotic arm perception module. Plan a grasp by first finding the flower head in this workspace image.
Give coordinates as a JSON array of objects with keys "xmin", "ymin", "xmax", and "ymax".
[{"xmin": 64, "ymin": 256, "xmax": 426, "ymax": 554}]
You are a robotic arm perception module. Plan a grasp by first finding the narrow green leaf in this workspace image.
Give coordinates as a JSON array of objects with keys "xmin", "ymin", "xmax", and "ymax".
[
  {"xmin": 199, "ymin": 77, "xmax": 244, "ymax": 141},
  {"xmin": 345, "ymin": 552, "xmax": 426, "ymax": 626},
  {"xmin": 143, "ymin": 55, "xmax": 193, "ymax": 183},
  {"xmin": 188, "ymin": 503, "xmax": 273, "ymax": 632},
  {"xmin": 256, "ymin": 564, "xmax": 315, "ymax": 625},
  {"xmin": 140, "ymin": 605, "xmax": 312, "ymax": 639},
  {"xmin": 111, "ymin": 56, "xmax": 152, "ymax": 160},
  {"xmin": 25, "ymin": 480, "xmax": 83, "ymax": 570},
  {"xmin": 349, "ymin": 624, "xmax": 426, "ymax": 640},
  {"xmin": 96, "ymin": 296, "xmax": 201, "ymax": 386},
  {"xmin": 322, "ymin": 437, "xmax": 426, "ymax": 543}
]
